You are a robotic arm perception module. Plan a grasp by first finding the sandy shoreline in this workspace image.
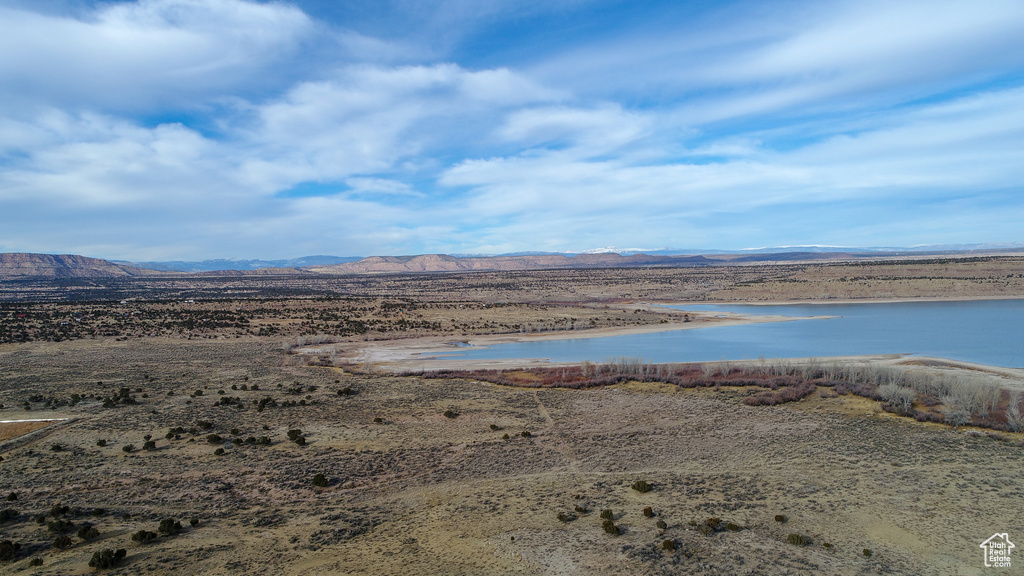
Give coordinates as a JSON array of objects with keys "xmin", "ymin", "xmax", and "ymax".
[
  {"xmin": 324, "ymin": 296, "xmax": 1023, "ymax": 374},
  {"xmin": 328, "ymin": 311, "xmax": 811, "ymax": 371}
]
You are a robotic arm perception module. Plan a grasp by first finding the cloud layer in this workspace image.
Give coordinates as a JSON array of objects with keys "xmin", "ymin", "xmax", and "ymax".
[{"xmin": 1, "ymin": 0, "xmax": 1022, "ymax": 259}]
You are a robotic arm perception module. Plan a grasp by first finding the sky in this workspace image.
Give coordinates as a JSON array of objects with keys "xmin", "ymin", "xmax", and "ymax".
[{"xmin": 1, "ymin": 0, "xmax": 1023, "ymax": 260}]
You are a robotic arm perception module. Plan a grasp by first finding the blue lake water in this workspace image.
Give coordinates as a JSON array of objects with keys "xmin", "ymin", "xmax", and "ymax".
[{"xmin": 435, "ymin": 300, "xmax": 1024, "ymax": 368}]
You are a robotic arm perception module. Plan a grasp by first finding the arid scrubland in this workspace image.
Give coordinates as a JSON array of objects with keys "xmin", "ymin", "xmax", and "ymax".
[
  {"xmin": 2, "ymin": 257, "xmax": 1023, "ymax": 574},
  {"xmin": 2, "ymin": 341, "xmax": 1023, "ymax": 574}
]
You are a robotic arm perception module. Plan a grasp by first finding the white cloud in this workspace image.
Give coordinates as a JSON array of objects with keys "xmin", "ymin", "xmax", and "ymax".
[
  {"xmin": 534, "ymin": 0, "xmax": 1024, "ymax": 119},
  {"xmin": 0, "ymin": 0, "xmax": 315, "ymax": 112}
]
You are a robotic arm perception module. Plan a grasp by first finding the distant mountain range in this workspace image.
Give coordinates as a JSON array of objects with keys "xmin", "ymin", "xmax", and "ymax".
[
  {"xmin": 1, "ymin": 244, "xmax": 1021, "ymax": 279},
  {"xmin": 119, "ymin": 242, "xmax": 1024, "ymax": 271},
  {"xmin": 115, "ymin": 255, "xmax": 362, "ymax": 272}
]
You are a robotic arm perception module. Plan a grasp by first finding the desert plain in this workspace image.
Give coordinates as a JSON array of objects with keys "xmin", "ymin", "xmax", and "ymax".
[{"xmin": 2, "ymin": 255, "xmax": 1024, "ymax": 575}]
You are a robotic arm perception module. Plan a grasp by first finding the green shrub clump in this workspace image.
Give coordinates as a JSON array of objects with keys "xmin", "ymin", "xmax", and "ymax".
[
  {"xmin": 47, "ymin": 519, "xmax": 74, "ymax": 533},
  {"xmin": 158, "ymin": 518, "xmax": 182, "ymax": 536},
  {"xmin": 662, "ymin": 539, "xmax": 676, "ymax": 551},
  {"xmin": 601, "ymin": 519, "xmax": 620, "ymax": 535},
  {"xmin": 599, "ymin": 509, "xmax": 614, "ymax": 521},
  {"xmin": 312, "ymin": 473, "xmax": 329, "ymax": 487},
  {"xmin": 131, "ymin": 530, "xmax": 157, "ymax": 543},
  {"xmin": 88, "ymin": 548, "xmax": 126, "ymax": 569},
  {"xmin": 52, "ymin": 535, "xmax": 74, "ymax": 549},
  {"xmin": 774, "ymin": 514, "xmax": 788, "ymax": 523},
  {"xmin": 0, "ymin": 540, "xmax": 20, "ymax": 562},
  {"xmin": 786, "ymin": 533, "xmax": 812, "ymax": 546},
  {"xmin": 77, "ymin": 525, "xmax": 101, "ymax": 540},
  {"xmin": 631, "ymin": 480, "xmax": 651, "ymax": 493}
]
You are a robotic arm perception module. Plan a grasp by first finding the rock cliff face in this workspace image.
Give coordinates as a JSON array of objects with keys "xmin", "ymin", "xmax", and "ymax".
[{"xmin": 0, "ymin": 253, "xmax": 159, "ymax": 279}]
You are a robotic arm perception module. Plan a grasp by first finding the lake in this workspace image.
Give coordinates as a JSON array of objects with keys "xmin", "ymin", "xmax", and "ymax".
[{"xmin": 434, "ymin": 299, "xmax": 1024, "ymax": 368}]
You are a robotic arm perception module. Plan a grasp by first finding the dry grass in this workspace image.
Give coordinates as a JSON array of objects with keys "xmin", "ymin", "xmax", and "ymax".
[{"xmin": 1, "ymin": 339, "xmax": 1022, "ymax": 575}]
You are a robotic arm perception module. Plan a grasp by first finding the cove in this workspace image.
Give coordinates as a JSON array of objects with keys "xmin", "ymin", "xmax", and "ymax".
[{"xmin": 433, "ymin": 299, "xmax": 1024, "ymax": 368}]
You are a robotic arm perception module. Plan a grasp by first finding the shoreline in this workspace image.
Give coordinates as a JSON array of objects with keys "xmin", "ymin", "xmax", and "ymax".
[
  {"xmin": 332, "ymin": 312, "xmax": 812, "ymax": 370},
  {"xmin": 330, "ymin": 296, "xmax": 1024, "ymax": 373}
]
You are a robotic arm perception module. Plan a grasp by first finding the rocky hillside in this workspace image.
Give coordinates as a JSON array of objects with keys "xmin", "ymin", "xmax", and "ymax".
[{"xmin": 0, "ymin": 253, "xmax": 161, "ymax": 279}]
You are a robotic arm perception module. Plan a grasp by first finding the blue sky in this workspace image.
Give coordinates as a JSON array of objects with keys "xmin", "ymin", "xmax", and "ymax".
[{"xmin": 1, "ymin": 0, "xmax": 1023, "ymax": 259}]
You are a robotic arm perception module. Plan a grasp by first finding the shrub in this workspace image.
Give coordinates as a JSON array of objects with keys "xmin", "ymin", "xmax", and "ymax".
[
  {"xmin": 373, "ymin": 417, "xmax": 383, "ymax": 423},
  {"xmin": 190, "ymin": 518, "xmax": 199, "ymax": 527},
  {"xmin": 656, "ymin": 520, "xmax": 668, "ymax": 530},
  {"xmin": 287, "ymin": 429, "xmax": 302, "ymax": 441},
  {"xmin": 443, "ymin": 409, "xmax": 459, "ymax": 419},
  {"xmin": 502, "ymin": 433, "xmax": 510, "ymax": 440},
  {"xmin": 643, "ymin": 506, "xmax": 654, "ymax": 518},
  {"xmin": 0, "ymin": 540, "xmax": 18, "ymax": 562},
  {"xmin": 556, "ymin": 512, "xmax": 576, "ymax": 523},
  {"xmin": 5, "ymin": 493, "xmax": 15, "ymax": 502},
  {"xmin": 631, "ymin": 480, "xmax": 651, "ymax": 493},
  {"xmin": 143, "ymin": 440, "xmax": 157, "ymax": 451},
  {"xmin": 521, "ymin": 431, "xmax": 531, "ymax": 438},
  {"xmin": 52, "ymin": 535, "xmax": 74, "ymax": 549},
  {"xmin": 601, "ymin": 519, "xmax": 620, "ymax": 535},
  {"xmin": 92, "ymin": 508, "xmax": 106, "ymax": 517},
  {"xmin": 312, "ymin": 473, "xmax": 329, "ymax": 487},
  {"xmin": 774, "ymin": 514, "xmax": 788, "ymax": 523},
  {"xmin": 489, "ymin": 424, "xmax": 501, "ymax": 430},
  {"xmin": 574, "ymin": 505, "xmax": 588, "ymax": 514},
  {"xmin": 294, "ymin": 436, "xmax": 307, "ymax": 446},
  {"xmin": 0, "ymin": 509, "xmax": 17, "ymax": 522},
  {"xmin": 50, "ymin": 444, "xmax": 62, "ymax": 452},
  {"xmin": 77, "ymin": 525, "xmax": 101, "ymax": 540},
  {"xmin": 131, "ymin": 530, "xmax": 157, "ymax": 543},
  {"xmin": 725, "ymin": 522, "xmax": 742, "ymax": 531},
  {"xmin": 28, "ymin": 558, "xmax": 42, "ymax": 567},
  {"xmin": 122, "ymin": 444, "xmax": 135, "ymax": 453},
  {"xmin": 863, "ymin": 548, "xmax": 873, "ymax": 557},
  {"xmin": 599, "ymin": 509, "xmax": 614, "ymax": 521},
  {"xmin": 206, "ymin": 434, "xmax": 223, "ymax": 444},
  {"xmin": 214, "ymin": 448, "xmax": 225, "ymax": 456},
  {"xmin": 662, "ymin": 539, "xmax": 676, "ymax": 551},
  {"xmin": 197, "ymin": 420, "xmax": 212, "ymax": 429},
  {"xmin": 47, "ymin": 519, "xmax": 73, "ymax": 533},
  {"xmin": 88, "ymin": 548, "xmax": 126, "ymax": 569},
  {"xmin": 158, "ymin": 518, "xmax": 182, "ymax": 535},
  {"xmin": 786, "ymin": 533, "xmax": 812, "ymax": 546}
]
